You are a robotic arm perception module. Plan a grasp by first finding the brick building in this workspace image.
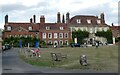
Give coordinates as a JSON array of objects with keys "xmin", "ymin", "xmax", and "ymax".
[
  {"xmin": 110, "ymin": 24, "xmax": 120, "ymax": 38},
  {"xmin": 3, "ymin": 12, "xmax": 72, "ymax": 46},
  {"xmin": 3, "ymin": 12, "xmax": 119, "ymax": 45},
  {"xmin": 109, "ymin": 24, "xmax": 120, "ymax": 44},
  {"xmin": 68, "ymin": 13, "xmax": 110, "ymax": 44}
]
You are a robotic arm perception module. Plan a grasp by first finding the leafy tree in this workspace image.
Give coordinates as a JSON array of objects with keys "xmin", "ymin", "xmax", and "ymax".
[
  {"xmin": 95, "ymin": 29, "xmax": 113, "ymax": 43},
  {"xmin": 115, "ymin": 37, "xmax": 120, "ymax": 42},
  {"xmin": 72, "ymin": 30, "xmax": 89, "ymax": 44}
]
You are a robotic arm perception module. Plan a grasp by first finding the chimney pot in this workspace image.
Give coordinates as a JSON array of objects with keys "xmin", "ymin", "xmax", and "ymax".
[{"xmin": 33, "ymin": 15, "xmax": 36, "ymax": 23}]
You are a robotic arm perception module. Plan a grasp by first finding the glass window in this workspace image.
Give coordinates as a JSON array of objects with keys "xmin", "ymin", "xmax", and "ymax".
[
  {"xmin": 7, "ymin": 26, "xmax": 11, "ymax": 31},
  {"xmin": 65, "ymin": 40, "xmax": 68, "ymax": 45},
  {"xmin": 54, "ymin": 33, "xmax": 57, "ymax": 38},
  {"xmin": 46, "ymin": 26, "xmax": 50, "ymax": 30},
  {"xmin": 64, "ymin": 33, "xmax": 68, "ymax": 38},
  {"xmin": 42, "ymin": 33, "xmax": 46, "ymax": 39},
  {"xmin": 60, "ymin": 27, "xmax": 64, "ymax": 30},
  {"xmin": 48, "ymin": 33, "xmax": 52, "ymax": 39},
  {"xmin": 76, "ymin": 19, "xmax": 81, "ymax": 23},
  {"xmin": 89, "ymin": 28, "xmax": 93, "ymax": 33},
  {"xmin": 87, "ymin": 19, "xmax": 91, "ymax": 24},
  {"xmin": 97, "ymin": 20, "xmax": 101, "ymax": 24},
  {"xmin": 99, "ymin": 28, "xmax": 102, "ymax": 31},
  {"xmin": 28, "ymin": 26, "xmax": 32, "ymax": 31},
  {"xmin": 59, "ymin": 33, "xmax": 63, "ymax": 38},
  {"xmin": 48, "ymin": 40, "xmax": 52, "ymax": 44},
  {"xmin": 59, "ymin": 40, "xmax": 63, "ymax": 45},
  {"xmin": 104, "ymin": 27, "xmax": 108, "ymax": 31}
]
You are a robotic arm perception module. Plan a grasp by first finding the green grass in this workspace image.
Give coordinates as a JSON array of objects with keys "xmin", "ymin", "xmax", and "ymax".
[{"xmin": 19, "ymin": 45, "xmax": 118, "ymax": 72}]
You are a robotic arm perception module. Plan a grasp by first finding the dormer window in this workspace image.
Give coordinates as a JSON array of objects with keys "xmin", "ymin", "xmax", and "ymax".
[
  {"xmin": 60, "ymin": 27, "xmax": 64, "ymax": 30},
  {"xmin": 97, "ymin": 20, "xmax": 101, "ymax": 24},
  {"xmin": 28, "ymin": 26, "xmax": 32, "ymax": 31},
  {"xmin": 7, "ymin": 26, "xmax": 11, "ymax": 31},
  {"xmin": 46, "ymin": 26, "xmax": 50, "ymax": 30},
  {"xmin": 76, "ymin": 19, "xmax": 81, "ymax": 23},
  {"xmin": 87, "ymin": 19, "xmax": 91, "ymax": 24}
]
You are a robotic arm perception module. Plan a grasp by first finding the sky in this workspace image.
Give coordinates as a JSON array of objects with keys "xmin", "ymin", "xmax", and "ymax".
[{"xmin": 0, "ymin": 0, "xmax": 119, "ymax": 29}]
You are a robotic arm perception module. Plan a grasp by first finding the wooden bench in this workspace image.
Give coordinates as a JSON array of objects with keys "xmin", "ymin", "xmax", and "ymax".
[{"xmin": 51, "ymin": 53, "xmax": 67, "ymax": 61}]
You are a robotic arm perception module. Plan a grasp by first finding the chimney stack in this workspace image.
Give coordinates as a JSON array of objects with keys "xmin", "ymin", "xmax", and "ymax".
[
  {"xmin": 33, "ymin": 15, "xmax": 36, "ymax": 23},
  {"xmin": 40, "ymin": 15, "xmax": 45, "ymax": 23},
  {"xmin": 100, "ymin": 13, "xmax": 105, "ymax": 24},
  {"xmin": 30, "ymin": 18, "xmax": 32, "ymax": 23},
  {"xmin": 57, "ymin": 12, "xmax": 61, "ymax": 23},
  {"xmin": 5, "ymin": 15, "xmax": 8, "ymax": 24},
  {"xmin": 62, "ymin": 14, "xmax": 65, "ymax": 23},
  {"xmin": 66, "ymin": 12, "xmax": 70, "ymax": 24},
  {"xmin": 112, "ymin": 23, "xmax": 114, "ymax": 26}
]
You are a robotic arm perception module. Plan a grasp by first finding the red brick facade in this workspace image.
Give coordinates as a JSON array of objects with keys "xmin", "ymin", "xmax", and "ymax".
[
  {"xmin": 3, "ymin": 12, "xmax": 72, "ymax": 46},
  {"xmin": 110, "ymin": 25, "xmax": 120, "ymax": 38},
  {"xmin": 3, "ymin": 12, "xmax": 119, "ymax": 45}
]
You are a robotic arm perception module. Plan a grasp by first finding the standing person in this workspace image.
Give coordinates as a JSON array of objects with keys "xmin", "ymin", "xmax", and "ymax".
[{"xmin": 96, "ymin": 42, "xmax": 98, "ymax": 48}]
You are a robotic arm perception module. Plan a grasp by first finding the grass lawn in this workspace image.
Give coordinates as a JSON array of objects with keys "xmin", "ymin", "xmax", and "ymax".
[{"xmin": 20, "ymin": 45, "xmax": 118, "ymax": 72}]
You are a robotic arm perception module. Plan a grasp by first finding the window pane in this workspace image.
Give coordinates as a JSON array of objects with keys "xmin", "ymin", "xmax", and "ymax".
[{"xmin": 54, "ymin": 33, "xmax": 57, "ymax": 38}]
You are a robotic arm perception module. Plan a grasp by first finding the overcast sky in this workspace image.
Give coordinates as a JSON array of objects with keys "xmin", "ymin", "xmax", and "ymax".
[{"xmin": 0, "ymin": 0, "xmax": 119, "ymax": 29}]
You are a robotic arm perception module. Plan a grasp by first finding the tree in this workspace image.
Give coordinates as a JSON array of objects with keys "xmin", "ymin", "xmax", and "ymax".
[
  {"xmin": 95, "ymin": 29, "xmax": 113, "ymax": 43},
  {"xmin": 72, "ymin": 30, "xmax": 89, "ymax": 44}
]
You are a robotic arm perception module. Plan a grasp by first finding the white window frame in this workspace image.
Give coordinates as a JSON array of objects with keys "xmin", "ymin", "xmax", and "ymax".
[
  {"xmin": 104, "ymin": 27, "xmax": 108, "ymax": 32},
  {"xmin": 64, "ymin": 33, "xmax": 68, "ymax": 38},
  {"xmin": 99, "ymin": 28, "xmax": 102, "ymax": 31},
  {"xmin": 65, "ymin": 40, "xmax": 68, "ymax": 45},
  {"xmin": 59, "ymin": 33, "xmax": 63, "ymax": 38},
  {"xmin": 97, "ymin": 20, "xmax": 101, "ymax": 24},
  {"xmin": 80, "ymin": 28, "xmax": 83, "ymax": 31},
  {"xmin": 48, "ymin": 33, "xmax": 52, "ymax": 39},
  {"xmin": 54, "ymin": 33, "xmax": 58, "ymax": 38},
  {"xmin": 48, "ymin": 40, "xmax": 52, "ymax": 44},
  {"xmin": 7, "ymin": 26, "xmax": 11, "ymax": 31},
  {"xmin": 59, "ymin": 40, "xmax": 63, "ymax": 45},
  {"xmin": 28, "ymin": 26, "xmax": 32, "ymax": 31},
  {"xmin": 76, "ymin": 19, "xmax": 81, "ymax": 23},
  {"xmin": 46, "ymin": 26, "xmax": 50, "ymax": 30},
  {"xmin": 42, "ymin": 33, "xmax": 46, "ymax": 39},
  {"xmin": 89, "ymin": 28, "xmax": 93, "ymax": 33},
  {"xmin": 87, "ymin": 19, "xmax": 91, "ymax": 24},
  {"xmin": 60, "ymin": 27, "xmax": 64, "ymax": 30}
]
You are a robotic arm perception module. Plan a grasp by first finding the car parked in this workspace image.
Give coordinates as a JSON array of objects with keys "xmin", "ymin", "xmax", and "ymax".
[
  {"xmin": 2, "ymin": 44, "xmax": 11, "ymax": 51},
  {"xmin": 70, "ymin": 43, "xmax": 80, "ymax": 47}
]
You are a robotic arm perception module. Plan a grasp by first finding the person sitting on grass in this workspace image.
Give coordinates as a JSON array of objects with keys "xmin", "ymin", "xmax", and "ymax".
[{"xmin": 34, "ymin": 48, "xmax": 41, "ymax": 57}]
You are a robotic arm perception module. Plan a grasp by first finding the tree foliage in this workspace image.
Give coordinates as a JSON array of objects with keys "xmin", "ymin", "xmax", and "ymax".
[
  {"xmin": 95, "ymin": 29, "xmax": 113, "ymax": 43},
  {"xmin": 3, "ymin": 36, "xmax": 44, "ymax": 47},
  {"xmin": 72, "ymin": 30, "xmax": 89, "ymax": 44}
]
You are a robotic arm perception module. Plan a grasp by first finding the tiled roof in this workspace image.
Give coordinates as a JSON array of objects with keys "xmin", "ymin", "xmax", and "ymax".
[
  {"xmin": 6, "ymin": 22, "xmax": 39, "ymax": 31},
  {"xmin": 69, "ymin": 15, "xmax": 107, "ymax": 26},
  {"xmin": 5, "ymin": 22, "xmax": 69, "ymax": 31}
]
